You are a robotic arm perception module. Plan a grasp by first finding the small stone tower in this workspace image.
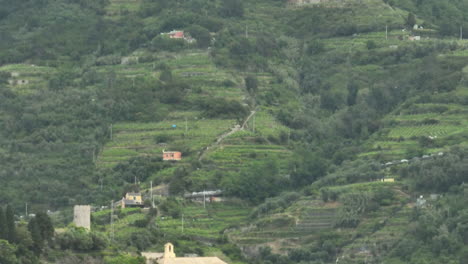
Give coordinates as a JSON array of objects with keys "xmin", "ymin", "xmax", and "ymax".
[
  {"xmin": 164, "ymin": 243, "xmax": 176, "ymax": 259},
  {"xmin": 73, "ymin": 205, "xmax": 91, "ymax": 230}
]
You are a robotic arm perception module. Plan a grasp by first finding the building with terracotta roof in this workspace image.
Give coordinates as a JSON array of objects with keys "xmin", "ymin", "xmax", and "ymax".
[
  {"xmin": 163, "ymin": 151, "xmax": 182, "ymax": 161},
  {"xmin": 143, "ymin": 243, "xmax": 228, "ymax": 264}
]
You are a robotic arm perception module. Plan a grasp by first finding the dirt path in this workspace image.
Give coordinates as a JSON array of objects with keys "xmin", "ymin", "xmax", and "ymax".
[{"xmin": 198, "ymin": 110, "xmax": 256, "ymax": 161}]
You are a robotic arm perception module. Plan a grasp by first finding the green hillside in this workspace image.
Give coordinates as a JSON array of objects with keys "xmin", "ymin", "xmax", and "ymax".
[{"xmin": 1, "ymin": 0, "xmax": 468, "ymax": 263}]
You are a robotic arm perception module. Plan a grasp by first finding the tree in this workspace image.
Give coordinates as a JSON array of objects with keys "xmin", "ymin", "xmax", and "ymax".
[
  {"xmin": 6, "ymin": 205, "xmax": 15, "ymax": 243},
  {"xmin": 186, "ymin": 25, "xmax": 211, "ymax": 48},
  {"xmin": 0, "ymin": 240, "xmax": 17, "ymax": 264},
  {"xmin": 220, "ymin": 0, "xmax": 244, "ymax": 17},
  {"xmin": 35, "ymin": 212, "xmax": 54, "ymax": 242},
  {"xmin": 346, "ymin": 81, "xmax": 359, "ymax": 106},
  {"xmin": 28, "ymin": 218, "xmax": 43, "ymax": 254},
  {"xmin": 244, "ymin": 75, "xmax": 258, "ymax": 95},
  {"xmin": 406, "ymin": 12, "xmax": 416, "ymax": 28},
  {"xmin": 291, "ymin": 151, "xmax": 328, "ymax": 187},
  {"xmin": 0, "ymin": 207, "xmax": 7, "ymax": 240}
]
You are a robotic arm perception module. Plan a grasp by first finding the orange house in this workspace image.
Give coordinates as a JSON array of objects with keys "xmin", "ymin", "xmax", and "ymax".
[{"xmin": 163, "ymin": 151, "xmax": 182, "ymax": 161}]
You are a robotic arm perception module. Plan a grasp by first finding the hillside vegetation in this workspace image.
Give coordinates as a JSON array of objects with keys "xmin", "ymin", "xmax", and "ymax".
[{"xmin": 0, "ymin": 0, "xmax": 468, "ymax": 263}]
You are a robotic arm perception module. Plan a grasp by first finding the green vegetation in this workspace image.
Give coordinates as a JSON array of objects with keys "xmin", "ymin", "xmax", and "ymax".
[{"xmin": 1, "ymin": 0, "xmax": 468, "ymax": 263}]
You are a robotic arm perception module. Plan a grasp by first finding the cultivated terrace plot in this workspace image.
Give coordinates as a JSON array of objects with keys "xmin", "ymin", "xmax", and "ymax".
[
  {"xmin": 363, "ymin": 68, "xmax": 468, "ymax": 161},
  {"xmin": 203, "ymin": 109, "xmax": 292, "ymax": 173},
  {"xmin": 98, "ymin": 117, "xmax": 236, "ymax": 168},
  {"xmin": 0, "ymin": 63, "xmax": 56, "ymax": 93},
  {"xmin": 228, "ymin": 197, "xmax": 338, "ymax": 254},
  {"xmin": 157, "ymin": 202, "xmax": 250, "ymax": 241}
]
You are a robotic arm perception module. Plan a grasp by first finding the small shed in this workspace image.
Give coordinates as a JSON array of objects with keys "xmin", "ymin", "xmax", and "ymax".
[{"xmin": 163, "ymin": 151, "xmax": 182, "ymax": 161}]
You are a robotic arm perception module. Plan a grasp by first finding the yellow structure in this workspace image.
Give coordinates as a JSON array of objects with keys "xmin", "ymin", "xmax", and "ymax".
[
  {"xmin": 121, "ymin": 192, "xmax": 143, "ymax": 208},
  {"xmin": 143, "ymin": 243, "xmax": 228, "ymax": 264},
  {"xmin": 126, "ymin": 192, "xmax": 142, "ymax": 202},
  {"xmin": 381, "ymin": 178, "xmax": 395, "ymax": 183}
]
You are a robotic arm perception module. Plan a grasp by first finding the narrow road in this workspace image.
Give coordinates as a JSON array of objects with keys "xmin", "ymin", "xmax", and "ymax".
[{"xmin": 198, "ymin": 110, "xmax": 256, "ymax": 161}]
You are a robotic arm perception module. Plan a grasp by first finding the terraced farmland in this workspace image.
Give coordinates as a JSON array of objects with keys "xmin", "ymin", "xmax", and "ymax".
[
  {"xmin": 98, "ymin": 117, "xmax": 236, "ymax": 167},
  {"xmin": 157, "ymin": 202, "xmax": 251, "ymax": 240},
  {"xmin": 228, "ymin": 198, "xmax": 338, "ymax": 253},
  {"xmin": 0, "ymin": 63, "xmax": 56, "ymax": 94},
  {"xmin": 203, "ymin": 109, "xmax": 292, "ymax": 173}
]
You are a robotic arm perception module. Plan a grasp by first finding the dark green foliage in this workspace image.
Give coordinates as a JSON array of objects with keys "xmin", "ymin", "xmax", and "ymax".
[
  {"xmin": 222, "ymin": 159, "xmax": 285, "ymax": 204},
  {"xmin": 219, "ymin": 0, "xmax": 244, "ymax": 17},
  {"xmin": 197, "ymin": 97, "xmax": 248, "ymax": 121},
  {"xmin": 0, "ymin": 240, "xmax": 17, "ymax": 264},
  {"xmin": 151, "ymin": 36, "xmax": 186, "ymax": 52},
  {"xmin": 244, "ymin": 75, "xmax": 258, "ymax": 95},
  {"xmin": 113, "ymin": 156, "xmax": 167, "ymax": 184},
  {"xmin": 400, "ymin": 146, "xmax": 468, "ymax": 193},
  {"xmin": 159, "ymin": 198, "xmax": 183, "ymax": 219},
  {"xmin": 406, "ymin": 12, "xmax": 416, "ymax": 28},
  {"xmin": 186, "ymin": 25, "xmax": 211, "ymax": 48},
  {"xmin": 346, "ymin": 81, "xmax": 359, "ymax": 106},
  {"xmin": 27, "ymin": 212, "xmax": 54, "ymax": 254},
  {"xmin": 27, "ymin": 219, "xmax": 43, "ymax": 254},
  {"xmin": 290, "ymin": 150, "xmax": 327, "ymax": 188},
  {"xmin": 0, "ymin": 71, "xmax": 11, "ymax": 84},
  {"xmin": 0, "ymin": 208, "xmax": 7, "ymax": 240},
  {"xmin": 6, "ymin": 205, "xmax": 16, "ymax": 244},
  {"xmin": 306, "ymin": 40, "xmax": 325, "ymax": 55},
  {"xmin": 56, "ymin": 227, "xmax": 107, "ymax": 251},
  {"xmin": 366, "ymin": 40, "xmax": 377, "ymax": 50}
]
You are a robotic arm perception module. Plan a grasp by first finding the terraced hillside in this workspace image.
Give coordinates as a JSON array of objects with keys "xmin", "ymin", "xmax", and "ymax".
[
  {"xmin": 0, "ymin": 63, "xmax": 56, "ymax": 94},
  {"xmin": 229, "ymin": 198, "xmax": 338, "ymax": 254},
  {"xmin": 362, "ymin": 54, "xmax": 468, "ymax": 161},
  {"xmin": 228, "ymin": 181, "xmax": 412, "ymax": 261},
  {"xmin": 96, "ymin": 51, "xmax": 244, "ymax": 167}
]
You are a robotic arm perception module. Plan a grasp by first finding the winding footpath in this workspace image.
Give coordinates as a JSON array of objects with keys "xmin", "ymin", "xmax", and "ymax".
[{"xmin": 198, "ymin": 110, "xmax": 256, "ymax": 161}]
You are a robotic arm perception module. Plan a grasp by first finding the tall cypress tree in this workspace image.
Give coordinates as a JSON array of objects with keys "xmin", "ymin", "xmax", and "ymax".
[
  {"xmin": 5, "ymin": 205, "xmax": 16, "ymax": 243},
  {"xmin": 0, "ymin": 206, "xmax": 7, "ymax": 240},
  {"xmin": 28, "ymin": 218, "xmax": 43, "ymax": 254},
  {"xmin": 35, "ymin": 212, "xmax": 54, "ymax": 242}
]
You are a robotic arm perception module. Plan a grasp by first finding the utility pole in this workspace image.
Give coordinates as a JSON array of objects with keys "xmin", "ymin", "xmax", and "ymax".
[
  {"xmin": 110, "ymin": 200, "xmax": 115, "ymax": 241},
  {"xmin": 181, "ymin": 214, "xmax": 184, "ymax": 233},
  {"xmin": 385, "ymin": 24, "xmax": 388, "ymax": 40},
  {"xmin": 252, "ymin": 113, "xmax": 256, "ymax": 133},
  {"xmin": 150, "ymin": 181, "xmax": 154, "ymax": 208}
]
